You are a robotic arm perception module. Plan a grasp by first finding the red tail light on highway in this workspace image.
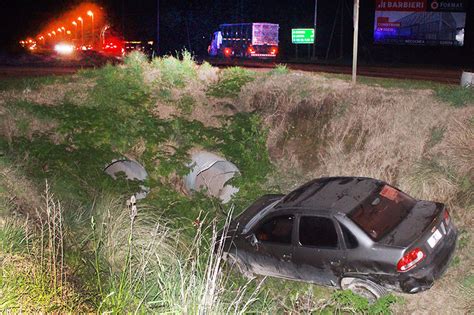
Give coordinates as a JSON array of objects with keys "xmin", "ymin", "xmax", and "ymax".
[{"xmin": 397, "ymin": 248, "xmax": 425, "ymax": 272}]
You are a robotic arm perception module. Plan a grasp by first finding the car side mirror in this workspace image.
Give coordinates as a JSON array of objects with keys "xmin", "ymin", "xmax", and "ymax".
[{"xmin": 247, "ymin": 234, "xmax": 259, "ymax": 247}]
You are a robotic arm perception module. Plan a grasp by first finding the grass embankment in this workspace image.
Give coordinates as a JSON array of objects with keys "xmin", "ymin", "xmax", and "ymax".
[{"xmin": 0, "ymin": 53, "xmax": 472, "ymax": 313}]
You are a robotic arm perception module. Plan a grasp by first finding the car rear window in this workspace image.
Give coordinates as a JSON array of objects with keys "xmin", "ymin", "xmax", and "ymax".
[{"xmin": 348, "ymin": 184, "xmax": 416, "ymax": 241}]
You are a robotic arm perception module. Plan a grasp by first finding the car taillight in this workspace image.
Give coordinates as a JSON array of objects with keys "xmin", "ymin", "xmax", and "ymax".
[
  {"xmin": 224, "ymin": 48, "xmax": 232, "ymax": 57},
  {"xmin": 397, "ymin": 248, "xmax": 425, "ymax": 272},
  {"xmin": 270, "ymin": 47, "xmax": 278, "ymax": 55},
  {"xmin": 444, "ymin": 209, "xmax": 450, "ymax": 225},
  {"xmin": 247, "ymin": 46, "xmax": 255, "ymax": 54}
]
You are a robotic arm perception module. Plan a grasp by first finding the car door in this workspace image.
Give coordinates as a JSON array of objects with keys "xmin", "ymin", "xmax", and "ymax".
[
  {"xmin": 292, "ymin": 215, "xmax": 346, "ymax": 286},
  {"xmin": 246, "ymin": 213, "xmax": 297, "ymax": 279}
]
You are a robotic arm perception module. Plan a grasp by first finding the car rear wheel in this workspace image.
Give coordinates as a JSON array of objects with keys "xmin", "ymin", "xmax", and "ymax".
[
  {"xmin": 341, "ymin": 278, "xmax": 387, "ymax": 303},
  {"xmin": 225, "ymin": 252, "xmax": 254, "ymax": 280}
]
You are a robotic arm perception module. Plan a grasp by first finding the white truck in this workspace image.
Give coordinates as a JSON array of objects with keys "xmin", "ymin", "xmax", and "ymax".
[{"xmin": 208, "ymin": 23, "xmax": 279, "ymax": 58}]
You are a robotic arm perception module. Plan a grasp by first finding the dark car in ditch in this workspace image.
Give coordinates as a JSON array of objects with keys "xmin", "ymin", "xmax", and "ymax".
[{"xmin": 222, "ymin": 177, "xmax": 457, "ymax": 300}]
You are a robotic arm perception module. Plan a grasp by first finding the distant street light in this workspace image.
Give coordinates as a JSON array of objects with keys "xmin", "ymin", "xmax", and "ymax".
[
  {"xmin": 72, "ymin": 21, "xmax": 78, "ymax": 42},
  {"xmin": 87, "ymin": 10, "xmax": 94, "ymax": 46},
  {"xmin": 78, "ymin": 17, "xmax": 84, "ymax": 46}
]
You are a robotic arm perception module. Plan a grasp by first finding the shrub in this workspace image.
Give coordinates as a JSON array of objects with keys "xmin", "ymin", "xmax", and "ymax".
[
  {"xmin": 268, "ymin": 64, "xmax": 289, "ymax": 76},
  {"xmin": 208, "ymin": 67, "xmax": 256, "ymax": 98},
  {"xmin": 150, "ymin": 51, "xmax": 197, "ymax": 89}
]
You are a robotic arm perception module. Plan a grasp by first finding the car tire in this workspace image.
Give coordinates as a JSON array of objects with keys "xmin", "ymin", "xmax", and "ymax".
[
  {"xmin": 341, "ymin": 278, "xmax": 387, "ymax": 303},
  {"xmin": 226, "ymin": 252, "xmax": 255, "ymax": 280}
]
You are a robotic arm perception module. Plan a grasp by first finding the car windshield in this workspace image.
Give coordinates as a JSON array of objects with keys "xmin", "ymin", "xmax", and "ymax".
[{"xmin": 348, "ymin": 184, "xmax": 416, "ymax": 241}]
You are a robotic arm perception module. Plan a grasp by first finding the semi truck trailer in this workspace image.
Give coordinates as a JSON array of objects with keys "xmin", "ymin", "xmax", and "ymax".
[{"xmin": 209, "ymin": 23, "xmax": 279, "ymax": 58}]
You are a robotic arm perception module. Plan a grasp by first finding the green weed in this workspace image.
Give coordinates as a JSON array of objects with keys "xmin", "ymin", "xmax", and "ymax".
[
  {"xmin": 327, "ymin": 290, "xmax": 398, "ymax": 314},
  {"xmin": 268, "ymin": 64, "xmax": 289, "ymax": 76},
  {"xmin": 177, "ymin": 94, "xmax": 195, "ymax": 114},
  {"xmin": 457, "ymin": 229, "xmax": 470, "ymax": 249},
  {"xmin": 427, "ymin": 126, "xmax": 446, "ymax": 149},
  {"xmin": 257, "ymin": 277, "xmax": 331, "ymax": 312},
  {"xmin": 0, "ymin": 261, "xmax": 78, "ymax": 312},
  {"xmin": 0, "ymin": 221, "xmax": 27, "ymax": 254},
  {"xmin": 435, "ymin": 85, "xmax": 474, "ymax": 107},
  {"xmin": 462, "ymin": 274, "xmax": 474, "ymax": 289},
  {"xmin": 151, "ymin": 51, "xmax": 197, "ymax": 89},
  {"xmin": 460, "ymin": 274, "xmax": 474, "ymax": 311},
  {"xmin": 208, "ymin": 67, "xmax": 256, "ymax": 98}
]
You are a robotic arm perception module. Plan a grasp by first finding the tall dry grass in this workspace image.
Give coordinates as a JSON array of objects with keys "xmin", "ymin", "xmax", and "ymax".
[
  {"xmin": 0, "ymin": 158, "xmax": 43, "ymax": 217},
  {"xmin": 0, "ymin": 175, "xmax": 87, "ymax": 311},
  {"xmin": 36, "ymin": 182, "xmax": 65, "ymax": 290},
  {"xmin": 74, "ymin": 195, "xmax": 268, "ymax": 313},
  {"xmin": 242, "ymin": 73, "xmax": 473, "ymax": 206}
]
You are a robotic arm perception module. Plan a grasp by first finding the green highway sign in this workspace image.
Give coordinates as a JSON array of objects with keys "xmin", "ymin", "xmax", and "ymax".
[{"xmin": 292, "ymin": 28, "xmax": 315, "ymax": 44}]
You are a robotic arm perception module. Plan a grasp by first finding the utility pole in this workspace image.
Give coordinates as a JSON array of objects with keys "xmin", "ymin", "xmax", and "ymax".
[
  {"xmin": 352, "ymin": 0, "xmax": 360, "ymax": 84},
  {"xmin": 122, "ymin": 0, "xmax": 125, "ymax": 39},
  {"xmin": 312, "ymin": 0, "xmax": 318, "ymax": 59},
  {"xmin": 340, "ymin": 0, "xmax": 344, "ymax": 60},
  {"xmin": 156, "ymin": 0, "xmax": 160, "ymax": 56}
]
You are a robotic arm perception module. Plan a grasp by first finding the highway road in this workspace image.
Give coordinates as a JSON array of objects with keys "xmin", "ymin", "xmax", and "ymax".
[
  {"xmin": 0, "ymin": 59, "xmax": 463, "ymax": 84},
  {"xmin": 0, "ymin": 65, "xmax": 80, "ymax": 78},
  {"xmin": 207, "ymin": 58, "xmax": 462, "ymax": 84}
]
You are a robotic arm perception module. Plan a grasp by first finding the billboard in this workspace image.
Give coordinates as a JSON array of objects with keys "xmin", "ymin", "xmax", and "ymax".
[
  {"xmin": 374, "ymin": 0, "xmax": 467, "ymax": 46},
  {"xmin": 292, "ymin": 29, "xmax": 315, "ymax": 44}
]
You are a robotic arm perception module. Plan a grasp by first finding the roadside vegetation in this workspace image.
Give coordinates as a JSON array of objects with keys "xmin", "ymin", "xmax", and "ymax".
[{"xmin": 0, "ymin": 51, "xmax": 472, "ymax": 313}]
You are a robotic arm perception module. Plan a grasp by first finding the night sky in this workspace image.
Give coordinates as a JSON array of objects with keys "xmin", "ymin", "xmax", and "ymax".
[
  {"xmin": 0, "ymin": 0, "xmax": 321, "ymax": 54},
  {"xmin": 1, "ymin": 0, "xmax": 473, "ymax": 65}
]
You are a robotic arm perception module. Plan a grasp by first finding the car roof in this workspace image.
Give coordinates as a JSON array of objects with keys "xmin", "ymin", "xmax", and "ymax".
[{"xmin": 275, "ymin": 177, "xmax": 383, "ymax": 214}]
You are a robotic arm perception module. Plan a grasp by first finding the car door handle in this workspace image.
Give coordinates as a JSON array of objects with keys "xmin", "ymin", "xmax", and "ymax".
[{"xmin": 282, "ymin": 254, "xmax": 292, "ymax": 262}]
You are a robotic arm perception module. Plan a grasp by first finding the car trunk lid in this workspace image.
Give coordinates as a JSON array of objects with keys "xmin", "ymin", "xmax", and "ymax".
[
  {"xmin": 394, "ymin": 203, "xmax": 457, "ymax": 275},
  {"xmin": 380, "ymin": 201, "xmax": 444, "ymax": 247}
]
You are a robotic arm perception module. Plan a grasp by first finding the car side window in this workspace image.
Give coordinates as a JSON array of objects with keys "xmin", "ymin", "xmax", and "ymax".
[
  {"xmin": 256, "ymin": 215, "xmax": 294, "ymax": 244},
  {"xmin": 299, "ymin": 216, "xmax": 338, "ymax": 249},
  {"xmin": 340, "ymin": 223, "xmax": 358, "ymax": 249}
]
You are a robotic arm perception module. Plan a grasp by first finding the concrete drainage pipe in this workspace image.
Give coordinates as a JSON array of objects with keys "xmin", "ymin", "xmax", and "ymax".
[
  {"xmin": 185, "ymin": 151, "xmax": 240, "ymax": 203},
  {"xmin": 461, "ymin": 71, "xmax": 474, "ymax": 87},
  {"xmin": 104, "ymin": 159, "xmax": 149, "ymax": 200}
]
